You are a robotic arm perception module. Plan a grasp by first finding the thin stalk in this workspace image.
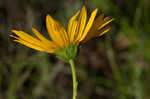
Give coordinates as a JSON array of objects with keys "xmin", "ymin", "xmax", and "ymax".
[
  {"xmin": 107, "ymin": 46, "xmax": 126, "ymax": 97},
  {"xmin": 106, "ymin": 37, "xmax": 127, "ymax": 98},
  {"xmin": 69, "ymin": 59, "xmax": 78, "ymax": 99}
]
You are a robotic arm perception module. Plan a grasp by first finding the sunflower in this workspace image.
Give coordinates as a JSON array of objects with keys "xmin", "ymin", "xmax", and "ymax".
[
  {"xmin": 10, "ymin": 6, "xmax": 114, "ymax": 61},
  {"xmin": 10, "ymin": 6, "xmax": 114, "ymax": 99}
]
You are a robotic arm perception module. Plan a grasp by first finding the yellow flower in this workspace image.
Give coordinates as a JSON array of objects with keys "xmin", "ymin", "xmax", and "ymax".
[{"xmin": 10, "ymin": 6, "xmax": 114, "ymax": 60}]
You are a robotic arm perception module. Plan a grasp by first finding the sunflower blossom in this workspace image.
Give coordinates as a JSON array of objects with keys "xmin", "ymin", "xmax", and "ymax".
[{"xmin": 10, "ymin": 6, "xmax": 114, "ymax": 61}]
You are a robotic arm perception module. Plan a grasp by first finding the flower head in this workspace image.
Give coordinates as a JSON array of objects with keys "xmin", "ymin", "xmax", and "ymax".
[{"xmin": 10, "ymin": 6, "xmax": 114, "ymax": 61}]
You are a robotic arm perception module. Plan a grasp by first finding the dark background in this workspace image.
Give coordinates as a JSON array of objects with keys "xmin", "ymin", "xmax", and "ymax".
[{"xmin": 0, "ymin": 0, "xmax": 150, "ymax": 99}]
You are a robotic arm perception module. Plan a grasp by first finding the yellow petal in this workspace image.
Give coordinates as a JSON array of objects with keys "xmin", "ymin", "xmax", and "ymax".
[
  {"xmin": 32, "ymin": 28, "xmax": 57, "ymax": 49},
  {"xmin": 14, "ymin": 39, "xmax": 54, "ymax": 53},
  {"xmin": 99, "ymin": 26, "xmax": 111, "ymax": 36},
  {"xmin": 83, "ymin": 26, "xmax": 111, "ymax": 42},
  {"xmin": 55, "ymin": 21, "xmax": 69, "ymax": 46},
  {"xmin": 12, "ymin": 30, "xmax": 43, "ymax": 47},
  {"xmin": 94, "ymin": 13, "xmax": 104, "ymax": 25},
  {"xmin": 98, "ymin": 17, "xmax": 114, "ymax": 30},
  {"xmin": 14, "ymin": 39, "xmax": 45, "ymax": 51},
  {"xmin": 46, "ymin": 15, "xmax": 62, "ymax": 46},
  {"xmin": 92, "ymin": 13, "xmax": 104, "ymax": 30},
  {"xmin": 75, "ymin": 6, "xmax": 87, "ymax": 42},
  {"xmin": 78, "ymin": 8, "xmax": 98, "ymax": 42},
  {"xmin": 10, "ymin": 34, "xmax": 20, "ymax": 39},
  {"xmin": 67, "ymin": 10, "xmax": 80, "ymax": 42},
  {"xmin": 11, "ymin": 30, "xmax": 55, "ymax": 52},
  {"xmin": 70, "ymin": 20, "xmax": 78, "ymax": 43},
  {"xmin": 83, "ymin": 13, "xmax": 104, "ymax": 35},
  {"xmin": 46, "ymin": 15, "xmax": 68, "ymax": 47}
]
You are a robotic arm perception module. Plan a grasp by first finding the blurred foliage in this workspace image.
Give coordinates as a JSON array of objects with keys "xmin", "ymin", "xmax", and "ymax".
[{"xmin": 0, "ymin": 0, "xmax": 150, "ymax": 99}]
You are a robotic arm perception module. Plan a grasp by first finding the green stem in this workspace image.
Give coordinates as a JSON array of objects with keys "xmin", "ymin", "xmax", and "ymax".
[
  {"xmin": 106, "ymin": 37, "xmax": 127, "ymax": 98},
  {"xmin": 69, "ymin": 59, "xmax": 78, "ymax": 99}
]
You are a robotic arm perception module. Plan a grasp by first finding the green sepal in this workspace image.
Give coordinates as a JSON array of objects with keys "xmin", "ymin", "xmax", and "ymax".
[{"xmin": 54, "ymin": 44, "xmax": 79, "ymax": 62}]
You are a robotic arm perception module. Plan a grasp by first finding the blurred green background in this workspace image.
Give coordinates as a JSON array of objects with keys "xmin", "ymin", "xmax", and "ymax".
[{"xmin": 0, "ymin": 0, "xmax": 150, "ymax": 99}]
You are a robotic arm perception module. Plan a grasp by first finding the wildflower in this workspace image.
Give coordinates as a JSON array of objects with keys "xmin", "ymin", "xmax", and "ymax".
[
  {"xmin": 10, "ymin": 6, "xmax": 113, "ymax": 61},
  {"xmin": 10, "ymin": 6, "xmax": 114, "ymax": 99}
]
